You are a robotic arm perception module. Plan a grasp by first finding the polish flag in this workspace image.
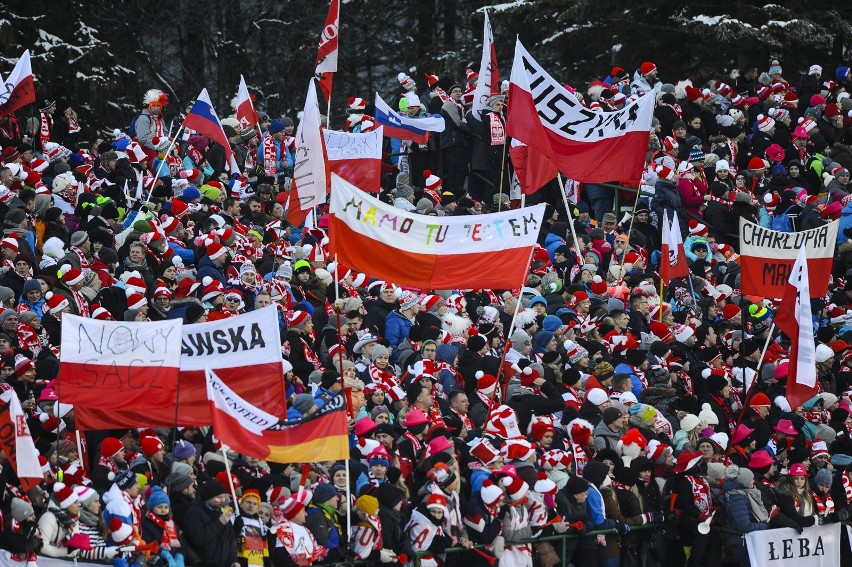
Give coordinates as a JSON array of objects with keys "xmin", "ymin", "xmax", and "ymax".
[
  {"xmin": 287, "ymin": 80, "xmax": 330, "ymax": 227},
  {"xmin": 660, "ymin": 211, "xmax": 689, "ymax": 283},
  {"xmin": 471, "ymin": 11, "xmax": 499, "ymax": 115},
  {"xmin": 0, "ymin": 50, "xmax": 35, "ymax": 117},
  {"xmin": 315, "ymin": 0, "xmax": 340, "ymax": 101},
  {"xmin": 507, "ymin": 39, "xmax": 654, "ymax": 184},
  {"xmin": 0, "ymin": 384, "xmax": 44, "ymax": 491},
  {"xmin": 328, "ymin": 174, "xmax": 545, "ymax": 289},
  {"xmin": 235, "ymin": 75, "xmax": 259, "ymax": 129},
  {"xmin": 773, "ymin": 246, "xmax": 818, "ymax": 410},
  {"xmin": 323, "ymin": 127, "xmax": 383, "ymax": 193},
  {"xmin": 510, "ymin": 139, "xmax": 558, "ymax": 195},
  {"xmin": 183, "ymin": 88, "xmax": 240, "ymax": 173}
]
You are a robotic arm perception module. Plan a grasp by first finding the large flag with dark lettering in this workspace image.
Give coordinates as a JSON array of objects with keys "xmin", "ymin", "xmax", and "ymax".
[
  {"xmin": 70, "ymin": 308, "xmax": 286, "ymax": 429},
  {"xmin": 328, "ymin": 174, "xmax": 545, "ymax": 289},
  {"xmin": 315, "ymin": 0, "xmax": 339, "ymax": 101},
  {"xmin": 774, "ymin": 246, "xmax": 818, "ymax": 410},
  {"xmin": 660, "ymin": 211, "xmax": 689, "ymax": 283},
  {"xmin": 207, "ymin": 368, "xmax": 348, "ymax": 463},
  {"xmin": 507, "ymin": 40, "xmax": 654, "ymax": 184},
  {"xmin": 323, "ymin": 127, "xmax": 382, "ymax": 193},
  {"xmin": 739, "ymin": 218, "xmax": 837, "ymax": 298},
  {"xmin": 0, "ymin": 50, "xmax": 35, "ymax": 118},
  {"xmin": 60, "ymin": 316, "xmax": 183, "ymax": 412},
  {"xmin": 0, "ymin": 384, "xmax": 44, "ymax": 491},
  {"xmin": 287, "ymin": 79, "xmax": 330, "ymax": 227}
]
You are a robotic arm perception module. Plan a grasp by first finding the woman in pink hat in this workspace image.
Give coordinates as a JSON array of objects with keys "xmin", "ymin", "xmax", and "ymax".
[{"xmin": 775, "ymin": 463, "xmax": 818, "ymax": 532}]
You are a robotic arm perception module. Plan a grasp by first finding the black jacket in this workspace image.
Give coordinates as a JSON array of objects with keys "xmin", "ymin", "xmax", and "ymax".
[{"xmin": 181, "ymin": 496, "xmax": 238, "ymax": 567}]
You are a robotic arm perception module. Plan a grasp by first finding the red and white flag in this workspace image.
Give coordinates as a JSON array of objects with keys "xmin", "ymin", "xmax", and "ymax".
[
  {"xmin": 328, "ymin": 174, "xmax": 545, "ymax": 289},
  {"xmin": 60, "ymin": 316, "xmax": 183, "ymax": 414},
  {"xmin": 739, "ymin": 218, "xmax": 837, "ymax": 299},
  {"xmin": 0, "ymin": 50, "xmax": 35, "ymax": 117},
  {"xmin": 323, "ymin": 127, "xmax": 382, "ymax": 193},
  {"xmin": 0, "ymin": 384, "xmax": 44, "ymax": 491},
  {"xmin": 774, "ymin": 245, "xmax": 818, "ymax": 410},
  {"xmin": 510, "ymin": 139, "xmax": 558, "ymax": 195},
  {"xmin": 660, "ymin": 211, "xmax": 689, "ymax": 283},
  {"xmin": 315, "ymin": 0, "xmax": 340, "ymax": 101},
  {"xmin": 507, "ymin": 39, "xmax": 654, "ymax": 184},
  {"xmin": 288, "ymin": 80, "xmax": 330, "ymax": 227},
  {"xmin": 471, "ymin": 11, "xmax": 499, "ymax": 115},
  {"xmin": 235, "ymin": 75, "xmax": 259, "ymax": 129}
]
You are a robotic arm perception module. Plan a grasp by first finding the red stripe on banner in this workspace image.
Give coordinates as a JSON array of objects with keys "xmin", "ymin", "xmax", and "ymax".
[
  {"xmin": 0, "ymin": 76, "xmax": 35, "ymax": 117},
  {"xmin": 60, "ymin": 363, "xmax": 179, "ymax": 411},
  {"xmin": 507, "ymin": 85, "xmax": 646, "ymax": 184},
  {"xmin": 330, "ymin": 158, "xmax": 381, "ymax": 193},
  {"xmin": 210, "ymin": 404, "xmax": 271, "ymax": 459},
  {"xmin": 329, "ymin": 215, "xmax": 532, "ymax": 289},
  {"xmin": 74, "ymin": 362, "xmax": 285, "ymax": 430},
  {"xmin": 741, "ymin": 256, "xmax": 832, "ymax": 299}
]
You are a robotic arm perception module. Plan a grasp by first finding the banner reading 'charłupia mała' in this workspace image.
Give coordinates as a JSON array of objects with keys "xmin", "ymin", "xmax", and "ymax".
[
  {"xmin": 739, "ymin": 218, "xmax": 838, "ymax": 298},
  {"xmin": 328, "ymin": 174, "xmax": 545, "ymax": 289}
]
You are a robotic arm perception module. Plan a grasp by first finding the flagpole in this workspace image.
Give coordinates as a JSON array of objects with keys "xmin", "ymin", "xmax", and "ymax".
[
  {"xmin": 557, "ymin": 172, "xmax": 584, "ymax": 263},
  {"xmin": 728, "ymin": 322, "xmax": 776, "ymax": 453},
  {"xmin": 497, "ymin": 134, "xmax": 509, "ymax": 211},
  {"xmin": 615, "ymin": 182, "xmax": 645, "ymax": 282},
  {"xmin": 344, "ymin": 457, "xmax": 352, "ymax": 539},
  {"xmin": 74, "ymin": 430, "xmax": 85, "ymax": 471},
  {"xmin": 496, "ymin": 248, "xmax": 536, "ymax": 398},
  {"xmin": 220, "ymin": 446, "xmax": 241, "ymax": 516}
]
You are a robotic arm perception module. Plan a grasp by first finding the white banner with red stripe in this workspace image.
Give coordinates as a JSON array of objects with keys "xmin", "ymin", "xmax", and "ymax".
[
  {"xmin": 323, "ymin": 127, "xmax": 382, "ymax": 193},
  {"xmin": 745, "ymin": 522, "xmax": 840, "ymax": 566},
  {"xmin": 0, "ymin": 385, "xmax": 43, "ymax": 492},
  {"xmin": 328, "ymin": 174, "xmax": 544, "ymax": 289},
  {"xmin": 739, "ymin": 218, "xmax": 837, "ymax": 298}
]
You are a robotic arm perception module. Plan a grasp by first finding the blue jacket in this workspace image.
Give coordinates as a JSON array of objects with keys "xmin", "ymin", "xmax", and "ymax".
[
  {"xmin": 839, "ymin": 201, "xmax": 852, "ymax": 245},
  {"xmin": 720, "ymin": 479, "xmax": 767, "ymax": 549},
  {"xmin": 615, "ymin": 362, "xmax": 645, "ymax": 398},
  {"xmin": 168, "ymin": 240, "xmax": 196, "ymax": 263},
  {"xmin": 437, "ymin": 344, "xmax": 460, "ymax": 393},
  {"xmin": 384, "ymin": 310, "xmax": 413, "ymax": 362},
  {"xmin": 758, "ymin": 206, "xmax": 774, "ymax": 229},
  {"xmin": 196, "ymin": 255, "xmax": 226, "ymax": 284},
  {"xmin": 683, "ymin": 235, "xmax": 711, "ymax": 263}
]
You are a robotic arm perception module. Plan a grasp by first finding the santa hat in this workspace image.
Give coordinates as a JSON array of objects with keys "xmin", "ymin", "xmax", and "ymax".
[
  {"xmin": 1, "ymin": 237, "xmax": 18, "ymax": 252},
  {"xmin": 423, "ymin": 170, "xmax": 442, "ymax": 191},
  {"xmin": 465, "ymin": 68, "xmax": 479, "ymax": 84},
  {"xmin": 109, "ymin": 517, "xmax": 134, "ymax": 544},
  {"xmin": 534, "ymin": 471, "xmax": 557, "ymax": 494},
  {"xmin": 424, "ymin": 72, "xmax": 440, "ymax": 87},
  {"xmin": 126, "ymin": 293, "xmax": 147, "ymax": 310},
  {"xmin": 206, "ymin": 240, "xmax": 227, "ymax": 260},
  {"xmin": 45, "ymin": 292, "xmax": 70, "ymax": 315},
  {"xmin": 54, "ymin": 482, "xmax": 78, "ymax": 509},
  {"xmin": 756, "ymin": 114, "xmax": 775, "ymax": 132},
  {"xmin": 501, "ymin": 475, "xmax": 529, "ymax": 501},
  {"xmin": 688, "ymin": 219, "xmax": 708, "ymax": 236},
  {"xmin": 646, "ymin": 439, "xmax": 672, "ymax": 462},
  {"xmin": 153, "ymin": 285, "xmax": 172, "ymax": 299},
  {"xmin": 202, "ymin": 277, "xmax": 224, "ymax": 302},
  {"xmin": 520, "ymin": 366, "xmax": 541, "ymax": 388},
  {"xmin": 426, "ymin": 493, "xmax": 449, "ymax": 517},
  {"xmin": 91, "ymin": 305, "xmax": 113, "ymax": 320},
  {"xmin": 502, "ymin": 439, "xmax": 536, "ymax": 462},
  {"xmin": 124, "ymin": 271, "xmax": 147, "ymax": 294},
  {"xmin": 356, "ymin": 438, "xmax": 381, "ymax": 457},
  {"xmin": 348, "ymin": 97, "xmax": 366, "ymax": 110},
  {"xmin": 60, "ymin": 266, "xmax": 84, "ymax": 286},
  {"xmin": 475, "ymin": 370, "xmax": 498, "ymax": 395},
  {"xmin": 481, "ymin": 478, "xmax": 504, "ymax": 506}
]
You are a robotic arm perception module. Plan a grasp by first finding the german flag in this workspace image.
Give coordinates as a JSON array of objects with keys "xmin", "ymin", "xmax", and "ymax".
[{"xmin": 207, "ymin": 369, "xmax": 349, "ymax": 463}]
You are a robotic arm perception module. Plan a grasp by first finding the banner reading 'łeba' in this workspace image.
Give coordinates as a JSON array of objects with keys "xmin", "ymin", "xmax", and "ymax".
[
  {"xmin": 745, "ymin": 522, "xmax": 840, "ymax": 566},
  {"xmin": 739, "ymin": 218, "xmax": 838, "ymax": 298},
  {"xmin": 328, "ymin": 174, "xmax": 544, "ymax": 289}
]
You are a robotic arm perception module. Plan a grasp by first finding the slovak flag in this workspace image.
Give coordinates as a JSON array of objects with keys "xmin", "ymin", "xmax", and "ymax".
[
  {"xmin": 235, "ymin": 75, "xmax": 258, "ymax": 129},
  {"xmin": 182, "ymin": 88, "xmax": 240, "ymax": 173},
  {"xmin": 0, "ymin": 50, "xmax": 35, "ymax": 117},
  {"xmin": 774, "ymin": 245, "xmax": 818, "ymax": 410},
  {"xmin": 660, "ymin": 210, "xmax": 689, "ymax": 283},
  {"xmin": 373, "ymin": 93, "xmax": 444, "ymax": 144}
]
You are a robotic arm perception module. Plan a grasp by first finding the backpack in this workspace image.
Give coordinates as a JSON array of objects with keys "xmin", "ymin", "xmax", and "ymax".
[
  {"xmin": 128, "ymin": 116, "xmax": 138, "ymax": 138},
  {"xmin": 771, "ymin": 205, "xmax": 795, "ymax": 232}
]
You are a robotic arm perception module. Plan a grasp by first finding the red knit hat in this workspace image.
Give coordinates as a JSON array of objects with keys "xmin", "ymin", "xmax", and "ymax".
[
  {"xmin": 126, "ymin": 293, "xmax": 147, "ymax": 310},
  {"xmin": 206, "ymin": 241, "xmax": 227, "ymax": 261},
  {"xmin": 423, "ymin": 170, "xmax": 441, "ymax": 192},
  {"xmin": 141, "ymin": 436, "xmax": 164, "ymax": 457},
  {"xmin": 688, "ymin": 219, "xmax": 708, "ymax": 236},
  {"xmin": 100, "ymin": 437, "xmax": 124, "ymax": 459},
  {"xmin": 722, "ymin": 304, "xmax": 741, "ymax": 320},
  {"xmin": 53, "ymin": 482, "xmax": 78, "ymax": 509},
  {"xmin": 749, "ymin": 392, "xmax": 771, "ymax": 407},
  {"xmin": 281, "ymin": 496, "xmax": 305, "ymax": 520},
  {"xmin": 640, "ymin": 62, "xmax": 657, "ymax": 75},
  {"xmin": 530, "ymin": 420, "xmax": 556, "ymax": 441},
  {"xmin": 170, "ymin": 198, "xmax": 189, "ymax": 217},
  {"xmin": 685, "ymin": 86, "xmax": 703, "ymax": 102},
  {"xmin": 475, "ymin": 371, "xmax": 498, "ymax": 394},
  {"xmin": 61, "ymin": 267, "xmax": 84, "ymax": 286}
]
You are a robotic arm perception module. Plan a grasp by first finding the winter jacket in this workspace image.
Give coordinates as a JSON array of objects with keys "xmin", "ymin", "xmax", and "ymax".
[
  {"xmin": 135, "ymin": 108, "xmax": 163, "ymax": 151},
  {"xmin": 506, "ymin": 384, "xmax": 565, "ymax": 433},
  {"xmin": 384, "ymin": 310, "xmax": 413, "ymax": 362},
  {"xmin": 196, "ymin": 255, "xmax": 227, "ymax": 284},
  {"xmin": 651, "ymin": 179, "xmax": 681, "ymax": 224},
  {"xmin": 181, "ymin": 496, "xmax": 238, "ymax": 567},
  {"xmin": 363, "ymin": 298, "xmax": 396, "ymax": 337},
  {"xmin": 683, "ymin": 235, "xmax": 712, "ymax": 262},
  {"xmin": 839, "ymin": 201, "xmax": 852, "ymax": 245},
  {"xmin": 38, "ymin": 506, "xmax": 76, "ymax": 558},
  {"xmin": 702, "ymin": 200, "xmax": 739, "ymax": 249},
  {"xmin": 593, "ymin": 420, "xmax": 622, "ymax": 452},
  {"xmin": 440, "ymin": 100, "xmax": 470, "ymax": 149},
  {"xmin": 798, "ymin": 202, "xmax": 826, "ymax": 231},
  {"xmin": 615, "ymin": 362, "xmax": 645, "ymax": 399},
  {"xmin": 721, "ymin": 479, "xmax": 768, "ymax": 545}
]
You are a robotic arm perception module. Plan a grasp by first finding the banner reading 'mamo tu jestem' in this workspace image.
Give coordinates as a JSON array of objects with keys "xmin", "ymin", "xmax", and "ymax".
[{"xmin": 739, "ymin": 218, "xmax": 837, "ymax": 299}]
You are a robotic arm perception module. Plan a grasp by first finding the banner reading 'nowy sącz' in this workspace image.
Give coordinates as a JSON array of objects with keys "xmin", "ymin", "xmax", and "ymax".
[
  {"xmin": 328, "ymin": 174, "xmax": 545, "ymax": 289},
  {"xmin": 739, "ymin": 218, "xmax": 838, "ymax": 298}
]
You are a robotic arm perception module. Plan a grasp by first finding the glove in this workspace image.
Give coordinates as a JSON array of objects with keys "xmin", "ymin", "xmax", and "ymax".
[
  {"xmin": 379, "ymin": 549, "xmax": 396, "ymax": 563},
  {"xmin": 104, "ymin": 547, "xmax": 120, "ymax": 559},
  {"xmin": 553, "ymin": 521, "xmax": 569, "ymax": 533},
  {"xmin": 492, "ymin": 535, "xmax": 505, "ymax": 559}
]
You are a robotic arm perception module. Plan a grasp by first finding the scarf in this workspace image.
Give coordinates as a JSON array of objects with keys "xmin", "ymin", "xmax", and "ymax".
[
  {"xmin": 813, "ymin": 491, "xmax": 833, "ymax": 516},
  {"xmin": 710, "ymin": 393, "xmax": 736, "ymax": 428},
  {"xmin": 186, "ymin": 145, "xmax": 204, "ymax": 166},
  {"xmin": 686, "ymin": 474, "xmax": 713, "ymax": 518},
  {"xmin": 67, "ymin": 114, "xmax": 81, "ymax": 134},
  {"xmin": 70, "ymin": 246, "xmax": 92, "ymax": 271},
  {"xmin": 489, "ymin": 112, "xmax": 505, "ymax": 145},
  {"xmin": 403, "ymin": 430, "xmax": 423, "ymax": 455},
  {"xmin": 297, "ymin": 335, "xmax": 322, "ymax": 370},
  {"xmin": 262, "ymin": 135, "xmax": 278, "ymax": 177},
  {"xmin": 728, "ymin": 487, "xmax": 769, "ymax": 522},
  {"xmin": 572, "ymin": 442, "xmax": 590, "ymax": 475},
  {"xmin": 39, "ymin": 112, "xmax": 52, "ymax": 150},
  {"xmin": 451, "ymin": 408, "xmax": 473, "ymax": 432},
  {"xmin": 97, "ymin": 455, "xmax": 119, "ymax": 474},
  {"xmin": 659, "ymin": 102, "xmax": 682, "ymax": 120},
  {"xmin": 71, "ymin": 287, "xmax": 90, "ymax": 318},
  {"xmin": 9, "ymin": 518, "xmax": 38, "ymax": 563},
  {"xmin": 145, "ymin": 511, "xmax": 181, "ymax": 550},
  {"xmin": 706, "ymin": 193, "xmax": 732, "ymax": 211}
]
